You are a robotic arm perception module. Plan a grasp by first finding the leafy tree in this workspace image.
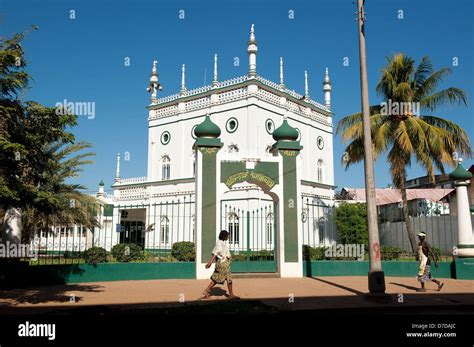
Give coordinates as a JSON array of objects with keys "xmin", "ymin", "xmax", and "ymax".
[
  {"xmin": 334, "ymin": 202, "xmax": 368, "ymax": 245},
  {"xmin": 0, "ymin": 28, "xmax": 98, "ymax": 244},
  {"xmin": 337, "ymin": 54, "xmax": 471, "ymax": 251}
]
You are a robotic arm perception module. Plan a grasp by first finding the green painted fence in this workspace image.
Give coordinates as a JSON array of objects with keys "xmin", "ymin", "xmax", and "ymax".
[
  {"xmin": 0, "ymin": 260, "xmax": 195, "ymax": 289},
  {"xmin": 303, "ymin": 260, "xmax": 456, "ymax": 278}
]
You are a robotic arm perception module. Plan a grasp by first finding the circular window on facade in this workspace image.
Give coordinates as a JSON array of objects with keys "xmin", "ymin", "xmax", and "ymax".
[
  {"xmin": 191, "ymin": 125, "xmax": 197, "ymax": 139},
  {"xmin": 317, "ymin": 136, "xmax": 324, "ymax": 149},
  {"xmin": 265, "ymin": 119, "xmax": 275, "ymax": 134},
  {"xmin": 226, "ymin": 117, "xmax": 238, "ymax": 133},
  {"xmin": 295, "ymin": 128, "xmax": 301, "ymax": 141},
  {"xmin": 161, "ymin": 131, "xmax": 171, "ymax": 145}
]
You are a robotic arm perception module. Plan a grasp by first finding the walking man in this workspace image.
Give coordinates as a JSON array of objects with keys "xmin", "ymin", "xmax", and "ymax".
[{"xmin": 417, "ymin": 232, "xmax": 444, "ymax": 292}]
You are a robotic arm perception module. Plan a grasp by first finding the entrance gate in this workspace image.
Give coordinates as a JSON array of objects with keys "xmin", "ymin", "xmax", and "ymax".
[{"xmin": 220, "ymin": 201, "xmax": 277, "ymax": 273}]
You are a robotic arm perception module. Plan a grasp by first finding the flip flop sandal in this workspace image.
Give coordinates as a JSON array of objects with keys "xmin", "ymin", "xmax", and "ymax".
[{"xmin": 438, "ymin": 283, "xmax": 444, "ymax": 291}]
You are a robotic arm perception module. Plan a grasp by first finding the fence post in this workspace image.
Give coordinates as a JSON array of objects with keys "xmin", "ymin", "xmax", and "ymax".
[{"xmin": 247, "ymin": 211, "xmax": 250, "ymax": 261}]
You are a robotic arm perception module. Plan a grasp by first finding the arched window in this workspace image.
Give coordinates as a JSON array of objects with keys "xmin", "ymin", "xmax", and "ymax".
[
  {"xmin": 162, "ymin": 156, "xmax": 170, "ymax": 180},
  {"xmin": 318, "ymin": 217, "xmax": 325, "ymax": 245},
  {"xmin": 228, "ymin": 212, "xmax": 240, "ymax": 245},
  {"xmin": 160, "ymin": 216, "xmax": 169, "ymax": 244},
  {"xmin": 266, "ymin": 212, "xmax": 273, "ymax": 245},
  {"xmin": 317, "ymin": 159, "xmax": 324, "ymax": 183}
]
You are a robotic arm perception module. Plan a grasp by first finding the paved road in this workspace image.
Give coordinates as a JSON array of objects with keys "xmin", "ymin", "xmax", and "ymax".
[{"xmin": 1, "ymin": 276, "xmax": 472, "ymax": 314}]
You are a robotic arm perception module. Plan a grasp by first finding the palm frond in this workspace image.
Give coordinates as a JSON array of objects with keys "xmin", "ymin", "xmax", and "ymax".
[{"xmin": 419, "ymin": 87, "xmax": 467, "ymax": 111}]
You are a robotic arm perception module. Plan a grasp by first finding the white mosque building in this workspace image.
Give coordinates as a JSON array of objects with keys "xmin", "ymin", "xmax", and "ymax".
[{"xmin": 36, "ymin": 25, "xmax": 337, "ymax": 275}]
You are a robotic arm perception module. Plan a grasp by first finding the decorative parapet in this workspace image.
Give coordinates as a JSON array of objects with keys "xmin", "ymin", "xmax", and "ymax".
[
  {"xmin": 147, "ymin": 74, "xmax": 332, "ymax": 126},
  {"xmin": 114, "ymin": 176, "xmax": 148, "ymax": 185},
  {"xmin": 113, "ymin": 184, "xmax": 149, "ymax": 201}
]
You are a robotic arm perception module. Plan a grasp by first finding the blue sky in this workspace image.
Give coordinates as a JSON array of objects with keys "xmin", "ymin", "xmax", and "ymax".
[{"xmin": 3, "ymin": 0, "xmax": 473, "ymax": 193}]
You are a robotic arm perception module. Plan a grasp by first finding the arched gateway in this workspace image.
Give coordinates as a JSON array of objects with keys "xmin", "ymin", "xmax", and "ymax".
[{"xmin": 194, "ymin": 115, "xmax": 305, "ymax": 278}]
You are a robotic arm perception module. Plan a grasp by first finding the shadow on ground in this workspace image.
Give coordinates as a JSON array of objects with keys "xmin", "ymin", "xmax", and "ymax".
[{"xmin": 0, "ymin": 284, "xmax": 104, "ymax": 307}]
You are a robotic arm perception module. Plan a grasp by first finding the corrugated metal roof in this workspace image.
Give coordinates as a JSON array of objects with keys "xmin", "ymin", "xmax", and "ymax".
[{"xmin": 342, "ymin": 188, "xmax": 454, "ymax": 206}]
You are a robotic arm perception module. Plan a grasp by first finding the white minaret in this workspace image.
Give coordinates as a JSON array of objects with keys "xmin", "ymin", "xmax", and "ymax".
[
  {"xmin": 304, "ymin": 70, "xmax": 309, "ymax": 100},
  {"xmin": 115, "ymin": 153, "xmax": 121, "ymax": 182},
  {"xmin": 279, "ymin": 57, "xmax": 285, "ymax": 90},
  {"xmin": 212, "ymin": 53, "xmax": 219, "ymax": 87},
  {"xmin": 247, "ymin": 24, "xmax": 258, "ymax": 78},
  {"xmin": 323, "ymin": 67, "xmax": 332, "ymax": 110},
  {"xmin": 96, "ymin": 180, "xmax": 105, "ymax": 198},
  {"xmin": 180, "ymin": 64, "xmax": 187, "ymax": 96}
]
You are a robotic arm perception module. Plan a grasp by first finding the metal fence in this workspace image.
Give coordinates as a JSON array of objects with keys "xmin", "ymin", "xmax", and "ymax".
[
  {"xmin": 301, "ymin": 197, "xmax": 338, "ymax": 247},
  {"xmin": 9, "ymin": 194, "xmax": 464, "ymax": 264},
  {"xmin": 220, "ymin": 202, "xmax": 276, "ymax": 261},
  {"xmin": 301, "ymin": 199, "xmax": 461, "ymax": 256},
  {"xmin": 29, "ymin": 196, "xmax": 195, "ymax": 263}
]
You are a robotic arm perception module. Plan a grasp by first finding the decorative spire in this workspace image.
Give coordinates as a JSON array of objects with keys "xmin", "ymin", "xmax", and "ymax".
[
  {"xmin": 115, "ymin": 153, "xmax": 121, "ymax": 182},
  {"xmin": 247, "ymin": 24, "xmax": 258, "ymax": 78},
  {"xmin": 146, "ymin": 60, "xmax": 162, "ymax": 101},
  {"xmin": 323, "ymin": 67, "xmax": 332, "ymax": 110},
  {"xmin": 180, "ymin": 64, "xmax": 187, "ymax": 96},
  {"xmin": 279, "ymin": 57, "xmax": 285, "ymax": 90},
  {"xmin": 212, "ymin": 54, "xmax": 219, "ymax": 87},
  {"xmin": 304, "ymin": 70, "xmax": 309, "ymax": 100}
]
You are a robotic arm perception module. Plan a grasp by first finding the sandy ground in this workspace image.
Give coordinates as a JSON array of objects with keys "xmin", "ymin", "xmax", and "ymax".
[{"xmin": 0, "ymin": 276, "xmax": 473, "ymax": 313}]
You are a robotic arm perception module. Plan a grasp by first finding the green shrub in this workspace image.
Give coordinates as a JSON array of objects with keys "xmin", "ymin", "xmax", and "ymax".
[
  {"xmin": 111, "ymin": 243, "xmax": 143, "ymax": 262},
  {"xmin": 302, "ymin": 245, "xmax": 327, "ymax": 260},
  {"xmin": 171, "ymin": 241, "xmax": 195, "ymax": 261},
  {"xmin": 431, "ymin": 247, "xmax": 441, "ymax": 260},
  {"xmin": 231, "ymin": 253, "xmax": 246, "ymax": 261},
  {"xmin": 380, "ymin": 245, "xmax": 402, "ymax": 260},
  {"xmin": 155, "ymin": 255, "xmax": 178, "ymax": 262},
  {"xmin": 63, "ymin": 250, "xmax": 81, "ymax": 259},
  {"xmin": 334, "ymin": 202, "xmax": 368, "ymax": 245},
  {"xmin": 83, "ymin": 247, "xmax": 108, "ymax": 264},
  {"xmin": 254, "ymin": 250, "xmax": 274, "ymax": 260}
]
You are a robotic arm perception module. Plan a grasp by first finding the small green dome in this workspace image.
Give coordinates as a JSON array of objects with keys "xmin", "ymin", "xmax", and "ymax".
[
  {"xmin": 194, "ymin": 115, "xmax": 221, "ymax": 138},
  {"xmin": 449, "ymin": 163, "xmax": 472, "ymax": 180},
  {"xmin": 99, "ymin": 180, "xmax": 105, "ymax": 186},
  {"xmin": 272, "ymin": 119, "xmax": 299, "ymax": 142},
  {"xmin": 470, "ymin": 204, "xmax": 474, "ymax": 213}
]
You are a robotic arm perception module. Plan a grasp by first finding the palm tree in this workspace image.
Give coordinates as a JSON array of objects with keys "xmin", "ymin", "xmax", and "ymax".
[
  {"xmin": 337, "ymin": 53, "xmax": 472, "ymax": 252},
  {"xmin": 20, "ymin": 141, "xmax": 100, "ymax": 242}
]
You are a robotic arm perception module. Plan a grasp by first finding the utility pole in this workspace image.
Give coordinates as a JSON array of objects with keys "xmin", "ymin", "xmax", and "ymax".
[{"xmin": 356, "ymin": 0, "xmax": 385, "ymax": 293}]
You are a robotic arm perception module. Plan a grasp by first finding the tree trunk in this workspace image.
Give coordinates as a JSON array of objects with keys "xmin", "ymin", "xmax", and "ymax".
[
  {"xmin": 400, "ymin": 180, "xmax": 417, "ymax": 252},
  {"xmin": 1, "ymin": 206, "xmax": 22, "ymax": 246}
]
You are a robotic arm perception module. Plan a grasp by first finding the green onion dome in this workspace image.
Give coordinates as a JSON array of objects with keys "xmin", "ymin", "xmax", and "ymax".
[
  {"xmin": 194, "ymin": 115, "xmax": 221, "ymax": 138},
  {"xmin": 449, "ymin": 163, "xmax": 472, "ymax": 180},
  {"xmin": 99, "ymin": 180, "xmax": 105, "ymax": 186},
  {"xmin": 272, "ymin": 119, "xmax": 299, "ymax": 142}
]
